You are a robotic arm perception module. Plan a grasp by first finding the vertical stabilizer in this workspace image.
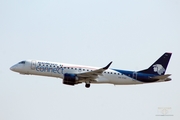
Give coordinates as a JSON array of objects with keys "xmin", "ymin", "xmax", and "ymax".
[{"xmin": 138, "ymin": 53, "xmax": 172, "ymax": 75}]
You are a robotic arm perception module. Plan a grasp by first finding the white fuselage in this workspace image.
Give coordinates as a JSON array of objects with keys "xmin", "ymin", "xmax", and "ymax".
[
  {"xmin": 10, "ymin": 53, "xmax": 172, "ymax": 88},
  {"xmin": 10, "ymin": 60, "xmax": 143, "ymax": 85}
]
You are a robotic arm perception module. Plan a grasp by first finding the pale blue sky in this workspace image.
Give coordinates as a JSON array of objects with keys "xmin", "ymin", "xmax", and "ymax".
[{"xmin": 0, "ymin": 0, "xmax": 180, "ymax": 120}]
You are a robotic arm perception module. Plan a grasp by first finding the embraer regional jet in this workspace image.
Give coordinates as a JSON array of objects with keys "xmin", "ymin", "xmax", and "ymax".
[{"xmin": 10, "ymin": 53, "xmax": 172, "ymax": 88}]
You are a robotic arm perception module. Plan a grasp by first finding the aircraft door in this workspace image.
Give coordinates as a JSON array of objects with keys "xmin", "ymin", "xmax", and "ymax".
[
  {"xmin": 31, "ymin": 60, "xmax": 36, "ymax": 70},
  {"xmin": 132, "ymin": 72, "xmax": 137, "ymax": 80}
]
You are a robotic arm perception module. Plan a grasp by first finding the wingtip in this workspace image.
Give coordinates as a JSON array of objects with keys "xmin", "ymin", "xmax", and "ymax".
[{"xmin": 103, "ymin": 61, "xmax": 113, "ymax": 70}]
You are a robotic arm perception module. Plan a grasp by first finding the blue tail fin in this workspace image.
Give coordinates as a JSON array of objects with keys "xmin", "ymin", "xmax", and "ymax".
[{"xmin": 138, "ymin": 52, "xmax": 172, "ymax": 75}]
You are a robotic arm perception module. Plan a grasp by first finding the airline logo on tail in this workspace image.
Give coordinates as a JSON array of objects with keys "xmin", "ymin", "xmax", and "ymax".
[{"xmin": 153, "ymin": 64, "xmax": 165, "ymax": 75}]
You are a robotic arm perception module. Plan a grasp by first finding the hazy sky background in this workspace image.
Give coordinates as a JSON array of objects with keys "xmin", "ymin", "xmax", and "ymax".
[{"xmin": 0, "ymin": 0, "xmax": 180, "ymax": 120}]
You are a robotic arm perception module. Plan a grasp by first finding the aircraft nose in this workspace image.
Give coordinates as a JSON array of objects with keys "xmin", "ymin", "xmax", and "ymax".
[{"xmin": 10, "ymin": 65, "xmax": 16, "ymax": 71}]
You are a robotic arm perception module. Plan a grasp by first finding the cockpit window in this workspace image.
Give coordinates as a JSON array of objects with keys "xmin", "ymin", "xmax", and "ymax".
[{"xmin": 18, "ymin": 61, "xmax": 25, "ymax": 64}]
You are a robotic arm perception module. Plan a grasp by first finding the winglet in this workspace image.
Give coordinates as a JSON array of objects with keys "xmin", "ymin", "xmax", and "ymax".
[{"xmin": 103, "ymin": 61, "xmax": 113, "ymax": 70}]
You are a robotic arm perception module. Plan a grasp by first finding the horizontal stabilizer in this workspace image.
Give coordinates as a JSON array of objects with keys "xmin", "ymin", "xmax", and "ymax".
[{"xmin": 150, "ymin": 74, "xmax": 171, "ymax": 80}]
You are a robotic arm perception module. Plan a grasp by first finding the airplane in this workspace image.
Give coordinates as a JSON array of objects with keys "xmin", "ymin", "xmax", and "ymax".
[{"xmin": 10, "ymin": 52, "xmax": 172, "ymax": 88}]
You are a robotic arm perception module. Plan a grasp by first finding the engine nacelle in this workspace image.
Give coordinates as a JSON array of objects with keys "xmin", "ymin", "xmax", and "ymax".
[{"xmin": 63, "ymin": 73, "xmax": 78, "ymax": 85}]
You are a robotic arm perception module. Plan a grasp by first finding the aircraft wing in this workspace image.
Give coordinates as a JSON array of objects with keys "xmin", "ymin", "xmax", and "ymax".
[
  {"xmin": 76, "ymin": 61, "xmax": 112, "ymax": 82},
  {"xmin": 150, "ymin": 74, "xmax": 171, "ymax": 80}
]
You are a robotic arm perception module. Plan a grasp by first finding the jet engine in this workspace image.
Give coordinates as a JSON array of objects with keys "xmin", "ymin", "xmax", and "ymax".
[{"xmin": 63, "ymin": 73, "xmax": 78, "ymax": 85}]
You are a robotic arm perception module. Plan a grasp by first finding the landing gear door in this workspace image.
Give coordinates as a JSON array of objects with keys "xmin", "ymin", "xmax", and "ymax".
[{"xmin": 31, "ymin": 60, "xmax": 36, "ymax": 70}]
